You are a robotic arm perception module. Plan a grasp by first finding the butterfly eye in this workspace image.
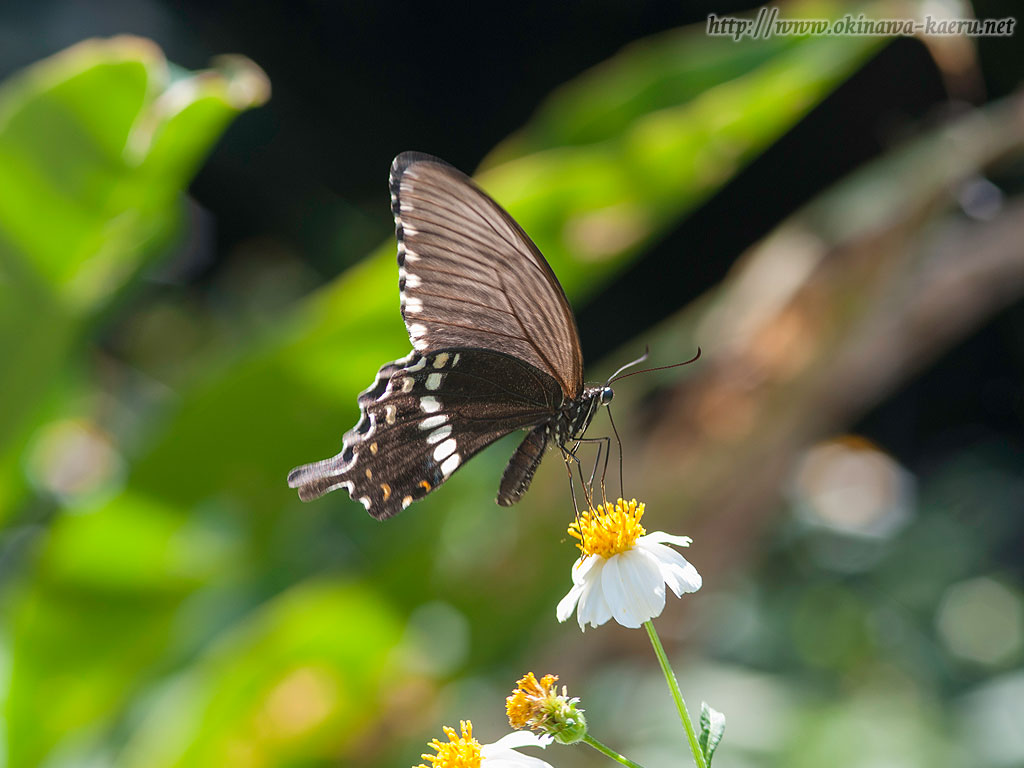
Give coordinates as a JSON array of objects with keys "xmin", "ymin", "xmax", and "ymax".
[{"xmin": 600, "ymin": 387, "xmax": 614, "ymax": 406}]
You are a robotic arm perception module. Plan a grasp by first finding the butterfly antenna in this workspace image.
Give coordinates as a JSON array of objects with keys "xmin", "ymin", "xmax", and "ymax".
[
  {"xmin": 606, "ymin": 346, "xmax": 650, "ymax": 385},
  {"xmin": 610, "ymin": 347, "xmax": 702, "ymax": 383},
  {"xmin": 599, "ymin": 347, "xmax": 700, "ymax": 501}
]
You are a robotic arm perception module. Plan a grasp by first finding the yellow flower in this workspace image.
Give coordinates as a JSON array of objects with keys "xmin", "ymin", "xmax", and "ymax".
[
  {"xmin": 415, "ymin": 720, "xmax": 553, "ymax": 768},
  {"xmin": 506, "ymin": 673, "xmax": 586, "ymax": 743},
  {"xmin": 569, "ymin": 498, "xmax": 647, "ymax": 558},
  {"xmin": 416, "ymin": 721, "xmax": 481, "ymax": 768}
]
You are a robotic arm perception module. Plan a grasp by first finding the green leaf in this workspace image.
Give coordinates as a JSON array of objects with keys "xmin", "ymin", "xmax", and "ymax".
[
  {"xmin": 0, "ymin": 38, "xmax": 269, "ymax": 304},
  {"xmin": 699, "ymin": 702, "xmax": 726, "ymax": 766},
  {"xmin": 0, "ymin": 37, "xmax": 268, "ymax": 518},
  {"xmin": 485, "ymin": 18, "xmax": 866, "ymax": 163},
  {"xmin": 4, "ymin": 491, "xmax": 243, "ymax": 768}
]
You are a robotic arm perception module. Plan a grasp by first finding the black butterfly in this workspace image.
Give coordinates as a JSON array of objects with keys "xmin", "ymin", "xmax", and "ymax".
[{"xmin": 287, "ymin": 152, "xmax": 615, "ymax": 519}]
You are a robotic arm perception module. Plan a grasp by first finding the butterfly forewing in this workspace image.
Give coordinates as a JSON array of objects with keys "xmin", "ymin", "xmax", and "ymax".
[
  {"xmin": 287, "ymin": 348, "xmax": 564, "ymax": 519},
  {"xmin": 391, "ymin": 152, "xmax": 584, "ymax": 399}
]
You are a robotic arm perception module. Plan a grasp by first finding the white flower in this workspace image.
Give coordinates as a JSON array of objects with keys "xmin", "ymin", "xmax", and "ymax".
[
  {"xmin": 416, "ymin": 721, "xmax": 552, "ymax": 768},
  {"xmin": 556, "ymin": 499, "xmax": 702, "ymax": 630}
]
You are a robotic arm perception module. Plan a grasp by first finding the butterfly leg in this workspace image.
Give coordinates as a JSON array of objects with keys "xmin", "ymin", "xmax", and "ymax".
[
  {"xmin": 605, "ymin": 406, "xmax": 625, "ymax": 502},
  {"xmin": 600, "ymin": 436, "xmax": 612, "ymax": 504},
  {"xmin": 573, "ymin": 435, "xmax": 612, "ymax": 507},
  {"xmin": 560, "ymin": 445, "xmax": 583, "ymax": 519},
  {"xmin": 592, "ymin": 436, "xmax": 612, "ymax": 506},
  {"xmin": 567, "ymin": 440, "xmax": 597, "ymax": 511},
  {"xmin": 585, "ymin": 438, "xmax": 601, "ymax": 500}
]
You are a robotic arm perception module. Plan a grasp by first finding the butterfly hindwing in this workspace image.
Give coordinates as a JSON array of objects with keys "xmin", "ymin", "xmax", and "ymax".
[
  {"xmin": 288, "ymin": 348, "xmax": 564, "ymax": 519},
  {"xmin": 390, "ymin": 152, "xmax": 584, "ymax": 399}
]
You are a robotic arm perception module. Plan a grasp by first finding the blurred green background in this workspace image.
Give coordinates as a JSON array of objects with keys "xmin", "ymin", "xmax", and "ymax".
[{"xmin": 1, "ymin": 1, "xmax": 1023, "ymax": 767}]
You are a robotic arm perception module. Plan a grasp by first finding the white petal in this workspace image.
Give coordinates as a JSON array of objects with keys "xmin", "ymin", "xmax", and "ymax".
[
  {"xmin": 558, "ymin": 556, "xmax": 602, "ymax": 626},
  {"xmin": 571, "ymin": 554, "xmax": 600, "ymax": 584},
  {"xmin": 556, "ymin": 581, "xmax": 585, "ymax": 623},
  {"xmin": 637, "ymin": 539, "xmax": 702, "ymax": 596},
  {"xmin": 482, "ymin": 754, "xmax": 552, "ymax": 768},
  {"xmin": 625, "ymin": 548, "xmax": 669, "ymax": 622},
  {"xmin": 601, "ymin": 549, "xmax": 666, "ymax": 628},
  {"xmin": 576, "ymin": 561, "xmax": 612, "ymax": 629},
  {"xmin": 641, "ymin": 531, "xmax": 693, "ymax": 548},
  {"xmin": 486, "ymin": 732, "xmax": 551, "ymax": 751},
  {"xmin": 662, "ymin": 558, "xmax": 702, "ymax": 597},
  {"xmin": 482, "ymin": 733, "xmax": 554, "ymax": 768}
]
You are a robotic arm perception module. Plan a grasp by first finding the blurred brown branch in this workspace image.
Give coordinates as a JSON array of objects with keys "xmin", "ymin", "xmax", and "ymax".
[{"xmin": 635, "ymin": 90, "xmax": 1024, "ymax": 581}]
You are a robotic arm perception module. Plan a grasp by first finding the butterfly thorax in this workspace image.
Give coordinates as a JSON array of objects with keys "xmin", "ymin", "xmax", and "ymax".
[{"xmin": 553, "ymin": 385, "xmax": 607, "ymax": 444}]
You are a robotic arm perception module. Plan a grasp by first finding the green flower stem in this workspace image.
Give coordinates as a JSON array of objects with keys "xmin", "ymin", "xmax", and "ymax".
[
  {"xmin": 644, "ymin": 620, "xmax": 707, "ymax": 768},
  {"xmin": 582, "ymin": 734, "xmax": 646, "ymax": 768}
]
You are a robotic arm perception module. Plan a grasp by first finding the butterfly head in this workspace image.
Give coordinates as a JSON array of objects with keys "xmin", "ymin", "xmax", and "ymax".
[{"xmin": 599, "ymin": 386, "xmax": 614, "ymax": 406}]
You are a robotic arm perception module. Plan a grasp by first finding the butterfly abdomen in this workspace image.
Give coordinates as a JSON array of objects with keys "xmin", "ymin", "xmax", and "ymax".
[{"xmin": 497, "ymin": 426, "xmax": 549, "ymax": 507}]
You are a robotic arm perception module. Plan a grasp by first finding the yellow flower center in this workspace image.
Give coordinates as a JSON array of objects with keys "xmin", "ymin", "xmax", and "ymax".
[
  {"xmin": 506, "ymin": 672, "xmax": 559, "ymax": 730},
  {"xmin": 416, "ymin": 721, "xmax": 482, "ymax": 768},
  {"xmin": 568, "ymin": 498, "xmax": 646, "ymax": 558}
]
